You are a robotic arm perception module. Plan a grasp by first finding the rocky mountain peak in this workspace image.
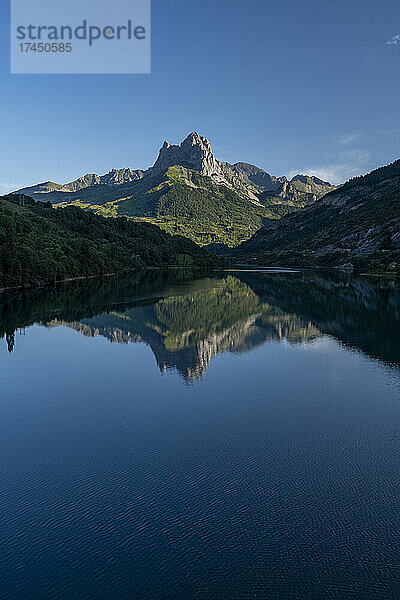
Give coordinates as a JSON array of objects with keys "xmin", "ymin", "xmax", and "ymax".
[
  {"xmin": 151, "ymin": 131, "xmax": 222, "ymax": 178},
  {"xmin": 290, "ymin": 174, "xmax": 332, "ymax": 187},
  {"xmin": 182, "ymin": 131, "xmax": 210, "ymax": 149},
  {"xmin": 101, "ymin": 168, "xmax": 144, "ymax": 185}
]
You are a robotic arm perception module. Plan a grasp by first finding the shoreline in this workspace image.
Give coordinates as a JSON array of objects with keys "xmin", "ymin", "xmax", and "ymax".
[
  {"xmin": 1, "ymin": 264, "xmax": 398, "ymax": 294},
  {"xmin": 0, "ymin": 266, "xmax": 214, "ymax": 294}
]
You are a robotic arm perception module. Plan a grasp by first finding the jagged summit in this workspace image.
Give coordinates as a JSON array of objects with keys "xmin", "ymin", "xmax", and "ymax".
[
  {"xmin": 151, "ymin": 131, "xmax": 222, "ymax": 178},
  {"xmin": 150, "ymin": 132, "xmax": 264, "ymax": 203},
  {"xmin": 290, "ymin": 174, "xmax": 332, "ymax": 187}
]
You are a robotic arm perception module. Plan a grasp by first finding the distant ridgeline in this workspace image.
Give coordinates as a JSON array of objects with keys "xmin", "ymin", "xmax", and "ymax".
[
  {"xmin": 0, "ymin": 194, "xmax": 216, "ymax": 288},
  {"xmin": 15, "ymin": 132, "xmax": 335, "ymax": 247},
  {"xmin": 230, "ymin": 159, "xmax": 400, "ymax": 273}
]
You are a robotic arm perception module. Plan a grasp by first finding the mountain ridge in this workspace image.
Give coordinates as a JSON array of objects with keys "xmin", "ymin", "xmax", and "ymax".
[{"xmin": 15, "ymin": 132, "xmax": 335, "ymax": 247}]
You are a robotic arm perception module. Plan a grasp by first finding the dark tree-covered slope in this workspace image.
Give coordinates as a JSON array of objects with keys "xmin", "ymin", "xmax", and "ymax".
[{"xmin": 0, "ymin": 195, "xmax": 216, "ymax": 287}]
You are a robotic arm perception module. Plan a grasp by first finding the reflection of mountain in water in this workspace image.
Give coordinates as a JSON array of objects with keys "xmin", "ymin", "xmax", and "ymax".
[
  {"xmin": 47, "ymin": 277, "xmax": 319, "ymax": 381},
  {"xmin": 1, "ymin": 270, "xmax": 399, "ymax": 381}
]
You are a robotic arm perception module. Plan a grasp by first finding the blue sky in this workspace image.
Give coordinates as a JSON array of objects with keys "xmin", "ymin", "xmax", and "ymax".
[{"xmin": 1, "ymin": 0, "xmax": 399, "ymax": 192}]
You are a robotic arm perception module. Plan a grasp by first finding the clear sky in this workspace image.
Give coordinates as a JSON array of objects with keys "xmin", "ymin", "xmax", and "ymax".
[{"xmin": 1, "ymin": 0, "xmax": 399, "ymax": 192}]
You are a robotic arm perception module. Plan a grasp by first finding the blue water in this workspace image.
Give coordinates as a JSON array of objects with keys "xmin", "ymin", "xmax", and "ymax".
[{"xmin": 0, "ymin": 271, "xmax": 399, "ymax": 599}]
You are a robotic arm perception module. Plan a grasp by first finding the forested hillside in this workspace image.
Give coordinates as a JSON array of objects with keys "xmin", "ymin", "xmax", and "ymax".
[{"xmin": 0, "ymin": 195, "xmax": 215, "ymax": 288}]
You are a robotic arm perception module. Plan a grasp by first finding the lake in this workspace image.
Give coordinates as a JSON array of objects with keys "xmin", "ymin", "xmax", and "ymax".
[{"xmin": 1, "ymin": 270, "xmax": 400, "ymax": 599}]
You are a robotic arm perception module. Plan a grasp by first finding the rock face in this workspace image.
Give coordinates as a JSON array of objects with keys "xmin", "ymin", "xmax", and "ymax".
[
  {"xmin": 232, "ymin": 162, "xmax": 285, "ymax": 191},
  {"xmin": 62, "ymin": 168, "xmax": 144, "ymax": 191},
  {"xmin": 290, "ymin": 174, "xmax": 331, "ymax": 188},
  {"xmin": 19, "ymin": 169, "xmax": 144, "ymax": 197},
  {"xmin": 150, "ymin": 133, "xmax": 334, "ymax": 205},
  {"xmin": 151, "ymin": 132, "xmax": 223, "ymax": 179},
  {"xmin": 232, "ymin": 163, "xmax": 335, "ymax": 204},
  {"xmin": 60, "ymin": 174, "xmax": 101, "ymax": 191},
  {"xmin": 100, "ymin": 168, "xmax": 144, "ymax": 185}
]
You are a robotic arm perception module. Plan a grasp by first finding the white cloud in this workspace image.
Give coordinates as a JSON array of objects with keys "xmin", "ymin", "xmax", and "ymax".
[
  {"xmin": 288, "ymin": 166, "xmax": 355, "ymax": 185},
  {"xmin": 339, "ymin": 133, "xmax": 359, "ymax": 145},
  {"xmin": 287, "ymin": 150, "xmax": 370, "ymax": 185},
  {"xmin": 387, "ymin": 35, "xmax": 400, "ymax": 46}
]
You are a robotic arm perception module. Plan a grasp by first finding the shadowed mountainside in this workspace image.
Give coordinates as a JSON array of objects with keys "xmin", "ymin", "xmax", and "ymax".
[{"xmin": 231, "ymin": 160, "xmax": 400, "ymax": 272}]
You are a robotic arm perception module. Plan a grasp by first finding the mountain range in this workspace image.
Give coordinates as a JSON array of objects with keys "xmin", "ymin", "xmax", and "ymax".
[
  {"xmin": 13, "ymin": 132, "xmax": 400, "ymax": 274},
  {"xmin": 16, "ymin": 132, "xmax": 335, "ymax": 247}
]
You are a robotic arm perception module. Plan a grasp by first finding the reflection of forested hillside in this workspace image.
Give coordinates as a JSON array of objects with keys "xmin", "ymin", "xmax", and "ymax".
[
  {"xmin": 0, "ymin": 270, "xmax": 213, "ymax": 352},
  {"xmin": 235, "ymin": 271, "xmax": 400, "ymax": 366},
  {"xmin": 1, "ymin": 270, "xmax": 399, "ymax": 381}
]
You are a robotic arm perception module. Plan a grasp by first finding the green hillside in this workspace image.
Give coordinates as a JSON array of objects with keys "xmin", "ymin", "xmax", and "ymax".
[
  {"xmin": 54, "ymin": 166, "xmax": 317, "ymax": 247},
  {"xmin": 114, "ymin": 166, "xmax": 276, "ymax": 246},
  {"xmin": 0, "ymin": 195, "xmax": 216, "ymax": 288}
]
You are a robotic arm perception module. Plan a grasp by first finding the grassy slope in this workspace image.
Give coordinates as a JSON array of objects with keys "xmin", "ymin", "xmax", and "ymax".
[
  {"xmin": 118, "ymin": 167, "xmax": 274, "ymax": 246},
  {"xmin": 0, "ymin": 195, "xmax": 216, "ymax": 287},
  {"xmin": 48, "ymin": 166, "xmax": 315, "ymax": 247},
  {"xmin": 52, "ymin": 167, "xmax": 272, "ymax": 247}
]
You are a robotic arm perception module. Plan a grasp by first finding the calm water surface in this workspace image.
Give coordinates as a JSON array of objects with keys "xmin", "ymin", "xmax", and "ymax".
[{"xmin": 1, "ymin": 270, "xmax": 400, "ymax": 599}]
